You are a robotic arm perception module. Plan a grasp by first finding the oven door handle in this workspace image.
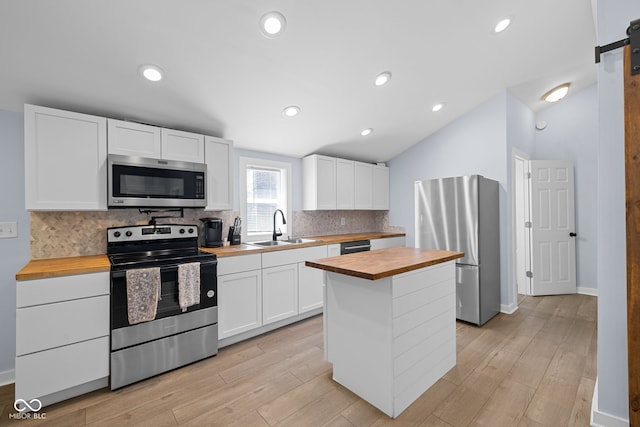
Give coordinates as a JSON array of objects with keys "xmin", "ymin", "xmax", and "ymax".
[{"xmin": 111, "ymin": 261, "xmax": 216, "ymax": 278}]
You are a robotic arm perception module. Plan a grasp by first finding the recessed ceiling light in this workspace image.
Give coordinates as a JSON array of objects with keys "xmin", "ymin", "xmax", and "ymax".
[
  {"xmin": 374, "ymin": 71, "xmax": 392, "ymax": 87},
  {"xmin": 361, "ymin": 128, "xmax": 373, "ymax": 136},
  {"xmin": 260, "ymin": 11, "xmax": 287, "ymax": 38},
  {"xmin": 494, "ymin": 17, "xmax": 512, "ymax": 33},
  {"xmin": 139, "ymin": 65, "xmax": 163, "ymax": 82},
  {"xmin": 542, "ymin": 83, "xmax": 570, "ymax": 102},
  {"xmin": 282, "ymin": 105, "xmax": 300, "ymax": 117},
  {"xmin": 432, "ymin": 103, "xmax": 445, "ymax": 112}
]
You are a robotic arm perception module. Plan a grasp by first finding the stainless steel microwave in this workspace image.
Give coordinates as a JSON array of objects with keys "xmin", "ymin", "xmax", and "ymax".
[{"xmin": 108, "ymin": 154, "xmax": 206, "ymax": 208}]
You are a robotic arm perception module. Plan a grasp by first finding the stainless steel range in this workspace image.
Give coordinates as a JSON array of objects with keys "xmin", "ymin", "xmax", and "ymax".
[{"xmin": 107, "ymin": 224, "xmax": 218, "ymax": 390}]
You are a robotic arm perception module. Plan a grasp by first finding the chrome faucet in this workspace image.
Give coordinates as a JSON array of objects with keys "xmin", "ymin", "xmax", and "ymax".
[{"xmin": 272, "ymin": 209, "xmax": 286, "ymax": 241}]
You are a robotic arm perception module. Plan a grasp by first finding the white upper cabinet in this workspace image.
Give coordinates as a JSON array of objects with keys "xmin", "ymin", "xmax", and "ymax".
[
  {"xmin": 107, "ymin": 119, "xmax": 161, "ymax": 158},
  {"xmin": 303, "ymin": 154, "xmax": 389, "ymax": 211},
  {"xmin": 24, "ymin": 104, "xmax": 108, "ymax": 211},
  {"xmin": 354, "ymin": 161, "xmax": 373, "ymax": 210},
  {"xmin": 336, "ymin": 158, "xmax": 355, "ymax": 210},
  {"xmin": 303, "ymin": 154, "xmax": 337, "ymax": 210},
  {"xmin": 160, "ymin": 128, "xmax": 205, "ymax": 163},
  {"xmin": 372, "ymin": 164, "xmax": 390, "ymax": 210},
  {"xmin": 107, "ymin": 119, "xmax": 204, "ymax": 163},
  {"xmin": 204, "ymin": 136, "xmax": 233, "ymax": 211}
]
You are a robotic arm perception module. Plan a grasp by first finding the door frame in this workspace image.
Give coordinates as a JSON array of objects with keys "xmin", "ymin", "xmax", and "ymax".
[{"xmin": 512, "ymin": 148, "xmax": 532, "ymax": 303}]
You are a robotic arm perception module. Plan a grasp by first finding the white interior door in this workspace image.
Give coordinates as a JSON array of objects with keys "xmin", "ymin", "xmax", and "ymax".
[{"xmin": 530, "ymin": 160, "xmax": 577, "ymax": 295}]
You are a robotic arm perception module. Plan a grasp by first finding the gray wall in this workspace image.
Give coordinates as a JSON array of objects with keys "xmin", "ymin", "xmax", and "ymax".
[
  {"xmin": 595, "ymin": 0, "xmax": 639, "ymax": 421},
  {"xmin": 534, "ymin": 84, "xmax": 598, "ymax": 292},
  {"xmin": 0, "ymin": 111, "xmax": 29, "ymax": 381},
  {"xmin": 388, "ymin": 90, "xmax": 516, "ymax": 309}
]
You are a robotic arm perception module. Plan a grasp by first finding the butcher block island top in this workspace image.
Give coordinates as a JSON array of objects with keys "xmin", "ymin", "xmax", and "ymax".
[{"xmin": 305, "ymin": 247, "xmax": 463, "ymax": 280}]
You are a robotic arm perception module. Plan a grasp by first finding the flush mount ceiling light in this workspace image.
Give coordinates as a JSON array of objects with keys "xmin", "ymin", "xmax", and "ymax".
[
  {"xmin": 139, "ymin": 64, "xmax": 163, "ymax": 82},
  {"xmin": 260, "ymin": 11, "xmax": 287, "ymax": 38},
  {"xmin": 494, "ymin": 17, "xmax": 512, "ymax": 33},
  {"xmin": 361, "ymin": 128, "xmax": 373, "ymax": 136},
  {"xmin": 374, "ymin": 71, "xmax": 392, "ymax": 87},
  {"xmin": 432, "ymin": 103, "xmax": 445, "ymax": 112},
  {"xmin": 282, "ymin": 105, "xmax": 300, "ymax": 117},
  {"xmin": 542, "ymin": 83, "xmax": 571, "ymax": 102}
]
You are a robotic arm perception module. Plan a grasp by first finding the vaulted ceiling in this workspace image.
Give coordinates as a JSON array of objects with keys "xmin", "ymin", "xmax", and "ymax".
[{"xmin": 0, "ymin": 1, "xmax": 596, "ymax": 162}]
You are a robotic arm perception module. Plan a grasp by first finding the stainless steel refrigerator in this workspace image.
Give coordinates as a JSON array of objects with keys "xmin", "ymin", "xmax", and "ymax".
[{"xmin": 415, "ymin": 175, "xmax": 500, "ymax": 326}]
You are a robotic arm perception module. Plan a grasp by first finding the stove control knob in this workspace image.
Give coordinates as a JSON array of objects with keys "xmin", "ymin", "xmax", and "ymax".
[
  {"xmin": 125, "ymin": 231, "xmax": 133, "ymax": 237},
  {"xmin": 113, "ymin": 231, "xmax": 121, "ymax": 238},
  {"xmin": 207, "ymin": 290, "xmax": 215, "ymax": 298},
  {"xmin": 188, "ymin": 228, "xmax": 194, "ymax": 234},
  {"xmin": 179, "ymin": 228, "xmax": 185, "ymax": 234}
]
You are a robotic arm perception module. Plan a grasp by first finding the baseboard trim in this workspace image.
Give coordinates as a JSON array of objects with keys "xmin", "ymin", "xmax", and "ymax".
[
  {"xmin": 578, "ymin": 287, "xmax": 598, "ymax": 297},
  {"xmin": 500, "ymin": 302, "xmax": 518, "ymax": 315},
  {"xmin": 0, "ymin": 369, "xmax": 15, "ymax": 386},
  {"xmin": 591, "ymin": 377, "xmax": 629, "ymax": 427}
]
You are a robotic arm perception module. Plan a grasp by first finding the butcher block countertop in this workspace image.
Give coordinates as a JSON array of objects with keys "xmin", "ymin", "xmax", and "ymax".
[
  {"xmin": 16, "ymin": 255, "xmax": 111, "ymax": 281},
  {"xmin": 306, "ymin": 247, "xmax": 463, "ymax": 280},
  {"xmin": 200, "ymin": 232, "xmax": 404, "ymax": 257},
  {"xmin": 16, "ymin": 232, "xmax": 404, "ymax": 280}
]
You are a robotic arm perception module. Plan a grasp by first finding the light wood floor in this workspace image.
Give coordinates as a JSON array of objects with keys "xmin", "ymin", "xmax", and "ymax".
[{"xmin": 0, "ymin": 294, "xmax": 597, "ymax": 427}]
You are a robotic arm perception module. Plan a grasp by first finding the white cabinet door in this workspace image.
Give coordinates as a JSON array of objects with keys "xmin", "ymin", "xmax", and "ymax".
[
  {"xmin": 336, "ymin": 159, "xmax": 355, "ymax": 210},
  {"xmin": 24, "ymin": 104, "xmax": 107, "ymax": 210},
  {"xmin": 262, "ymin": 264, "xmax": 298, "ymax": 325},
  {"xmin": 372, "ymin": 165, "xmax": 389, "ymax": 210},
  {"xmin": 298, "ymin": 262, "xmax": 324, "ymax": 313},
  {"xmin": 204, "ymin": 136, "xmax": 233, "ymax": 210},
  {"xmin": 303, "ymin": 155, "xmax": 336, "ymax": 210},
  {"xmin": 354, "ymin": 161, "xmax": 373, "ymax": 210},
  {"xmin": 161, "ymin": 128, "xmax": 205, "ymax": 163},
  {"xmin": 218, "ymin": 270, "xmax": 262, "ymax": 339},
  {"xmin": 327, "ymin": 244, "xmax": 341, "ymax": 257},
  {"xmin": 107, "ymin": 119, "xmax": 161, "ymax": 158}
]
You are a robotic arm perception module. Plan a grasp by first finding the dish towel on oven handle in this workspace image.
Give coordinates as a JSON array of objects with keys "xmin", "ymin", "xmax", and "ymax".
[
  {"xmin": 178, "ymin": 262, "xmax": 201, "ymax": 311},
  {"xmin": 126, "ymin": 267, "xmax": 161, "ymax": 325}
]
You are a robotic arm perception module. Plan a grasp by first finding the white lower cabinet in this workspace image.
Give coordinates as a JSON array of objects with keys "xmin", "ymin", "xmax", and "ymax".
[
  {"xmin": 217, "ymin": 254, "xmax": 262, "ymax": 339},
  {"xmin": 262, "ymin": 264, "xmax": 299, "ymax": 325},
  {"xmin": 15, "ymin": 272, "xmax": 110, "ymax": 406},
  {"xmin": 370, "ymin": 236, "xmax": 406, "ymax": 250},
  {"xmin": 298, "ymin": 262, "xmax": 324, "ymax": 313}
]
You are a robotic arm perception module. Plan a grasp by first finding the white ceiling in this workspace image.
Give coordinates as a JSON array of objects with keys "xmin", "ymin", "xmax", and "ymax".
[{"xmin": 0, "ymin": 1, "xmax": 596, "ymax": 163}]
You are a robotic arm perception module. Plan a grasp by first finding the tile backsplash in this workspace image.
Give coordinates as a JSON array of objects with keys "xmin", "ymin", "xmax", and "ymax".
[{"xmin": 30, "ymin": 210, "xmax": 403, "ymax": 259}]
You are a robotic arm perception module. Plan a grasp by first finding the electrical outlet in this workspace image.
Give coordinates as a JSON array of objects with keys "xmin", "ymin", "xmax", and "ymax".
[
  {"xmin": 340, "ymin": 217, "xmax": 346, "ymax": 226},
  {"xmin": 0, "ymin": 221, "xmax": 18, "ymax": 238}
]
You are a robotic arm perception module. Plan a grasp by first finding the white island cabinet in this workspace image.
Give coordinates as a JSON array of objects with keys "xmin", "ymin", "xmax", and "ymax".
[
  {"xmin": 307, "ymin": 247, "xmax": 463, "ymax": 418},
  {"xmin": 24, "ymin": 104, "xmax": 107, "ymax": 211},
  {"xmin": 15, "ymin": 272, "xmax": 110, "ymax": 408}
]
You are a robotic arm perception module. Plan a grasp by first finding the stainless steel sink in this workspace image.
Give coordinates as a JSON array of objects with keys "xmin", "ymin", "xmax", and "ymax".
[
  {"xmin": 249, "ymin": 238, "xmax": 320, "ymax": 247},
  {"xmin": 283, "ymin": 237, "xmax": 320, "ymax": 244},
  {"xmin": 250, "ymin": 240, "xmax": 292, "ymax": 247}
]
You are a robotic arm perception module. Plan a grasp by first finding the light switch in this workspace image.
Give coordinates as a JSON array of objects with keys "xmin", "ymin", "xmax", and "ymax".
[{"xmin": 0, "ymin": 221, "xmax": 18, "ymax": 238}]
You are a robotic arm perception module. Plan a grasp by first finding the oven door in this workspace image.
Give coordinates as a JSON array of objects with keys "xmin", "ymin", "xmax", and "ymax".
[{"xmin": 110, "ymin": 259, "xmax": 217, "ymax": 331}]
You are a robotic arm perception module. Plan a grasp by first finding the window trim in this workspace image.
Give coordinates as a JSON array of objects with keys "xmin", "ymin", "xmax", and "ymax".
[{"xmin": 239, "ymin": 156, "xmax": 293, "ymax": 242}]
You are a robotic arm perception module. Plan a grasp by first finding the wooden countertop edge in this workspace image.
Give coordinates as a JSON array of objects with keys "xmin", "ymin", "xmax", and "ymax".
[
  {"xmin": 305, "ymin": 250, "xmax": 464, "ymax": 280},
  {"xmin": 16, "ymin": 232, "xmax": 406, "ymax": 280},
  {"xmin": 16, "ymin": 255, "xmax": 111, "ymax": 281}
]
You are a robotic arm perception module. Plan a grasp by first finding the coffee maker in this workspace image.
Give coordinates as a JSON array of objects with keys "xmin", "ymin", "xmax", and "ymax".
[{"xmin": 200, "ymin": 217, "xmax": 223, "ymax": 247}]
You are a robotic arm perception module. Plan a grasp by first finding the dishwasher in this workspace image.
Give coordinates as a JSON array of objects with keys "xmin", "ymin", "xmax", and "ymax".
[{"xmin": 340, "ymin": 240, "xmax": 371, "ymax": 255}]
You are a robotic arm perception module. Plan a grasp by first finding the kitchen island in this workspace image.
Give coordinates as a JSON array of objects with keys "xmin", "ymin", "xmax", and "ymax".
[{"xmin": 306, "ymin": 247, "xmax": 464, "ymax": 418}]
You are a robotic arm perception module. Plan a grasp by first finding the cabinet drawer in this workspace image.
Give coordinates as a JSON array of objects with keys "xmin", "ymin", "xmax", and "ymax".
[
  {"xmin": 17, "ymin": 272, "xmax": 109, "ymax": 308},
  {"xmin": 262, "ymin": 245, "xmax": 327, "ymax": 268},
  {"xmin": 217, "ymin": 254, "xmax": 261, "ymax": 276},
  {"xmin": 15, "ymin": 336, "xmax": 109, "ymax": 402},
  {"xmin": 16, "ymin": 295, "xmax": 109, "ymax": 356}
]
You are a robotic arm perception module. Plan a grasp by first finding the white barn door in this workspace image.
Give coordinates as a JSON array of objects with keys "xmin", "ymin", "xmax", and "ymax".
[{"xmin": 530, "ymin": 160, "xmax": 577, "ymax": 296}]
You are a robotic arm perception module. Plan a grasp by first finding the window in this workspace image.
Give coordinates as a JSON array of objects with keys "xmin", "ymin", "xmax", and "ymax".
[{"xmin": 240, "ymin": 157, "xmax": 292, "ymax": 241}]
